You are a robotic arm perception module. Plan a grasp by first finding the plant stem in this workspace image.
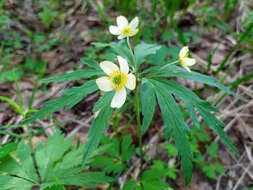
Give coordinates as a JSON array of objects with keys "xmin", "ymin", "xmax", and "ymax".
[
  {"xmin": 126, "ymin": 37, "xmax": 136, "ymax": 69},
  {"xmin": 147, "ymin": 59, "xmax": 180, "ymax": 79},
  {"xmin": 126, "ymin": 37, "xmax": 144, "ymax": 168},
  {"xmin": 15, "ymin": 81, "xmax": 24, "ymax": 109}
]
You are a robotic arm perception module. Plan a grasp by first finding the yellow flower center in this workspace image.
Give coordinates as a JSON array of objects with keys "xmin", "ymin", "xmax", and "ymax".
[
  {"xmin": 108, "ymin": 71, "xmax": 128, "ymax": 91},
  {"xmin": 122, "ymin": 27, "xmax": 132, "ymax": 35}
]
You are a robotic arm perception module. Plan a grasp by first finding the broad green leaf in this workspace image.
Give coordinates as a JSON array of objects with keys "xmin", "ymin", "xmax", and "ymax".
[
  {"xmin": 17, "ymin": 141, "xmax": 38, "ymax": 182},
  {"xmin": 134, "ymin": 42, "xmax": 161, "ymax": 69},
  {"xmin": 0, "ymin": 175, "xmax": 33, "ymax": 190},
  {"xmin": 0, "ymin": 142, "xmax": 18, "ymax": 159},
  {"xmin": 57, "ymin": 172, "xmax": 112, "ymax": 188},
  {"xmin": 141, "ymin": 78, "xmax": 156, "ymax": 135},
  {"xmin": 35, "ymin": 130, "xmax": 72, "ymax": 181},
  {"xmin": 83, "ymin": 105, "xmax": 113, "ymax": 164},
  {"xmin": 0, "ymin": 156, "xmax": 24, "ymax": 177},
  {"xmin": 146, "ymin": 45, "xmax": 169, "ymax": 65}
]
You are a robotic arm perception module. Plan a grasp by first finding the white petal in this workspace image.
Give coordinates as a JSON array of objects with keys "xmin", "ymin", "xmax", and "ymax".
[
  {"xmin": 109, "ymin": 25, "xmax": 120, "ymax": 35},
  {"xmin": 129, "ymin": 17, "xmax": 139, "ymax": 29},
  {"xmin": 111, "ymin": 87, "xmax": 127, "ymax": 108},
  {"xmin": 182, "ymin": 58, "xmax": 196, "ymax": 66},
  {"xmin": 116, "ymin": 16, "xmax": 128, "ymax": 30},
  {"xmin": 117, "ymin": 56, "xmax": 129, "ymax": 74},
  {"xmin": 100, "ymin": 61, "xmax": 119, "ymax": 76},
  {"xmin": 183, "ymin": 65, "xmax": 192, "ymax": 72},
  {"xmin": 125, "ymin": 74, "xmax": 136, "ymax": 90},
  {"xmin": 118, "ymin": 34, "xmax": 126, "ymax": 39},
  {"xmin": 96, "ymin": 77, "xmax": 113, "ymax": 91},
  {"xmin": 179, "ymin": 46, "xmax": 189, "ymax": 59},
  {"xmin": 129, "ymin": 28, "xmax": 139, "ymax": 37}
]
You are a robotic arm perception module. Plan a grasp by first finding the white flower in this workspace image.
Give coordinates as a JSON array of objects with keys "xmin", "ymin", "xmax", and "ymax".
[
  {"xmin": 96, "ymin": 56, "xmax": 136, "ymax": 108},
  {"xmin": 179, "ymin": 46, "xmax": 196, "ymax": 72},
  {"xmin": 109, "ymin": 16, "xmax": 139, "ymax": 39}
]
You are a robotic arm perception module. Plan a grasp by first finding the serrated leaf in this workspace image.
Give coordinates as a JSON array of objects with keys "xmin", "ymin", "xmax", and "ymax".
[
  {"xmin": 61, "ymin": 80, "xmax": 98, "ymax": 110},
  {"xmin": 206, "ymin": 142, "xmax": 219, "ymax": 158},
  {"xmin": 152, "ymin": 79, "xmax": 193, "ymax": 185},
  {"xmin": 134, "ymin": 42, "xmax": 161, "ymax": 70},
  {"xmin": 57, "ymin": 172, "xmax": 112, "ymax": 188},
  {"xmin": 123, "ymin": 180, "xmax": 137, "ymax": 190},
  {"xmin": 196, "ymin": 105, "xmax": 239, "ymax": 157},
  {"xmin": 147, "ymin": 65, "xmax": 241, "ymax": 99},
  {"xmin": 35, "ymin": 130, "xmax": 72, "ymax": 181},
  {"xmin": 43, "ymin": 185, "xmax": 66, "ymax": 190},
  {"xmin": 121, "ymin": 134, "xmax": 135, "ymax": 162},
  {"xmin": 141, "ymin": 180, "xmax": 169, "ymax": 190},
  {"xmin": 93, "ymin": 91, "xmax": 114, "ymax": 112},
  {"xmin": 0, "ymin": 142, "xmax": 18, "ymax": 159},
  {"xmin": 141, "ymin": 78, "xmax": 156, "ymax": 135},
  {"xmin": 0, "ymin": 175, "xmax": 33, "ymax": 190},
  {"xmin": 83, "ymin": 105, "xmax": 113, "ymax": 164},
  {"xmin": 80, "ymin": 58, "xmax": 100, "ymax": 69},
  {"xmin": 17, "ymin": 141, "xmax": 38, "ymax": 182},
  {"xmin": 24, "ymin": 80, "xmax": 98, "ymax": 124},
  {"xmin": 41, "ymin": 69, "xmax": 103, "ymax": 83}
]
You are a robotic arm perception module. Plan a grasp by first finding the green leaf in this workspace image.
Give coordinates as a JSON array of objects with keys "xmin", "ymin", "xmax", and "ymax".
[
  {"xmin": 17, "ymin": 141, "xmax": 38, "ymax": 182},
  {"xmin": 24, "ymin": 80, "xmax": 98, "ymax": 124},
  {"xmin": 134, "ymin": 42, "xmax": 161, "ymax": 69},
  {"xmin": 0, "ymin": 175, "xmax": 33, "ymax": 190},
  {"xmin": 141, "ymin": 78, "xmax": 156, "ymax": 135},
  {"xmin": 43, "ymin": 185, "xmax": 66, "ymax": 190},
  {"xmin": 83, "ymin": 105, "xmax": 113, "ymax": 164},
  {"xmin": 61, "ymin": 80, "xmax": 98, "ymax": 110},
  {"xmin": 35, "ymin": 130, "xmax": 72, "ymax": 181},
  {"xmin": 123, "ymin": 180, "xmax": 137, "ymax": 190},
  {"xmin": 196, "ymin": 105, "xmax": 239, "ymax": 157},
  {"xmin": 151, "ymin": 79, "xmax": 193, "ymax": 185},
  {"xmin": 93, "ymin": 91, "xmax": 114, "ymax": 112},
  {"xmin": 214, "ymin": 163, "xmax": 225, "ymax": 174},
  {"xmin": 141, "ymin": 180, "xmax": 169, "ymax": 190},
  {"xmin": 57, "ymin": 172, "xmax": 112, "ymax": 188},
  {"xmin": 0, "ymin": 142, "xmax": 18, "ymax": 159},
  {"xmin": 163, "ymin": 143, "xmax": 177, "ymax": 157},
  {"xmin": 141, "ymin": 169, "xmax": 168, "ymax": 180},
  {"xmin": 206, "ymin": 142, "xmax": 219, "ymax": 159},
  {"xmin": 121, "ymin": 134, "xmax": 135, "ymax": 162},
  {"xmin": 202, "ymin": 165, "xmax": 216, "ymax": 179},
  {"xmin": 147, "ymin": 65, "xmax": 241, "ymax": 99},
  {"xmin": 41, "ymin": 69, "xmax": 103, "ymax": 83}
]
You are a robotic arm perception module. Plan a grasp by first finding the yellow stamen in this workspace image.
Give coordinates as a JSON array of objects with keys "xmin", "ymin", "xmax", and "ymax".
[
  {"xmin": 121, "ymin": 27, "xmax": 132, "ymax": 35},
  {"xmin": 108, "ymin": 71, "xmax": 128, "ymax": 91}
]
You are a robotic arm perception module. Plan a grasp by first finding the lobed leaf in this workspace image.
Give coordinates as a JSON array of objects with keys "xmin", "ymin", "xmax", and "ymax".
[
  {"xmin": 141, "ymin": 78, "xmax": 156, "ymax": 135},
  {"xmin": 83, "ymin": 105, "xmax": 113, "ymax": 164},
  {"xmin": 134, "ymin": 42, "xmax": 161, "ymax": 70}
]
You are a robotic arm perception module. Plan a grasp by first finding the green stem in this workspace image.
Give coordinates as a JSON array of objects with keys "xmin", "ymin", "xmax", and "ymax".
[
  {"xmin": 147, "ymin": 59, "xmax": 180, "ymax": 79},
  {"xmin": 126, "ymin": 36, "xmax": 144, "ymax": 167},
  {"xmin": 15, "ymin": 81, "xmax": 24, "ymax": 109},
  {"xmin": 126, "ymin": 37, "xmax": 136, "ymax": 69}
]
